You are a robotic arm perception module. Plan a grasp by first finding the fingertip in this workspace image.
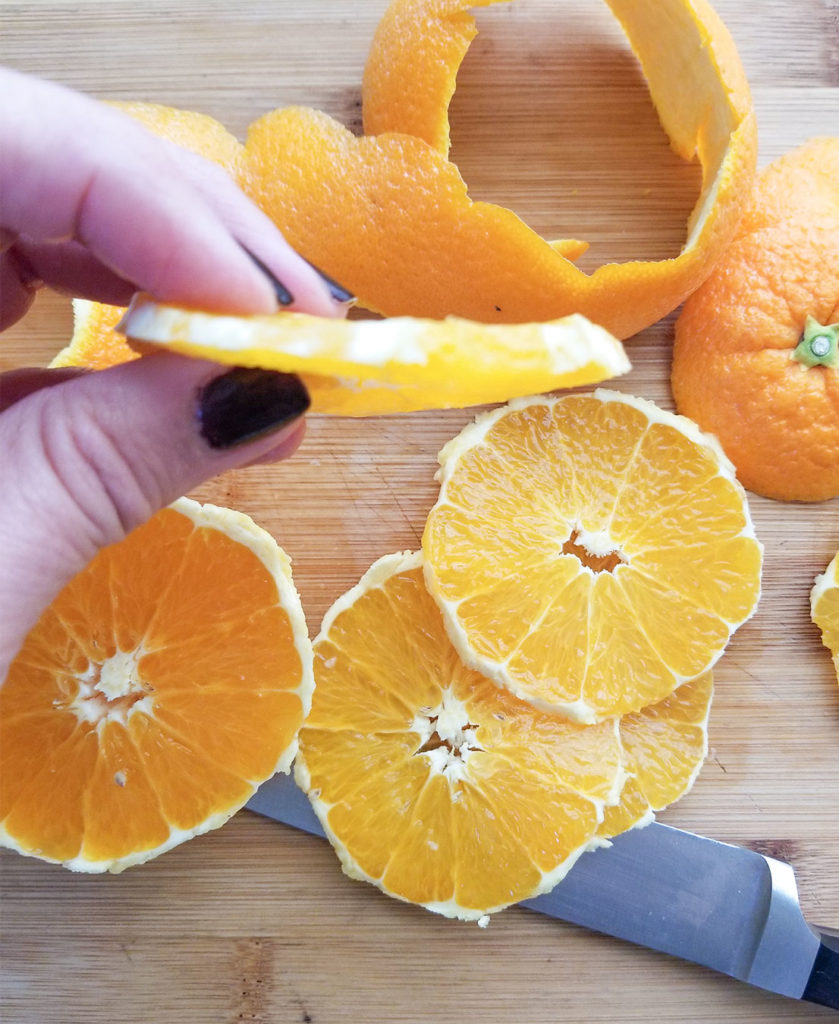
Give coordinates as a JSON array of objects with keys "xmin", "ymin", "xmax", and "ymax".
[
  {"xmin": 240, "ymin": 242, "xmax": 347, "ymax": 319},
  {"xmin": 240, "ymin": 417, "xmax": 307, "ymax": 467}
]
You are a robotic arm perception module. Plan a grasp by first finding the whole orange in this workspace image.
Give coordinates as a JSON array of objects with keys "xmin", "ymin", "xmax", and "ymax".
[{"xmin": 672, "ymin": 137, "xmax": 839, "ymax": 502}]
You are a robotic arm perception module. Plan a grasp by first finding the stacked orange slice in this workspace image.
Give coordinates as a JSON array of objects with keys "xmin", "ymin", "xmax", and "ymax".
[
  {"xmin": 296, "ymin": 552, "xmax": 713, "ymax": 920},
  {"xmin": 295, "ymin": 391, "xmax": 758, "ymax": 919}
]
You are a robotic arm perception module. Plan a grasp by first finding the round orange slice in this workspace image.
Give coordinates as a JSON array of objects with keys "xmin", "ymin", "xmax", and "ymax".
[
  {"xmin": 0, "ymin": 499, "xmax": 312, "ymax": 872},
  {"xmin": 812, "ymin": 551, "xmax": 839, "ymax": 681},
  {"xmin": 117, "ymin": 295, "xmax": 630, "ymax": 415},
  {"xmin": 296, "ymin": 551, "xmax": 625, "ymax": 920},
  {"xmin": 296, "ymin": 551, "xmax": 712, "ymax": 919},
  {"xmin": 244, "ymin": 0, "xmax": 756, "ymax": 337},
  {"xmin": 422, "ymin": 390, "xmax": 763, "ymax": 722}
]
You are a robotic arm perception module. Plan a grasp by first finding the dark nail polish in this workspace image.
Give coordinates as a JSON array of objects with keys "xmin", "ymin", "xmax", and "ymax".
[
  {"xmin": 240, "ymin": 246, "xmax": 295, "ymax": 306},
  {"xmin": 198, "ymin": 368, "xmax": 310, "ymax": 449},
  {"xmin": 303, "ymin": 258, "xmax": 355, "ymax": 303}
]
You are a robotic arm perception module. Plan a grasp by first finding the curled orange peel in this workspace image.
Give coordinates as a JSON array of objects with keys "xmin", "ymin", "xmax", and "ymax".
[{"xmin": 243, "ymin": 0, "xmax": 757, "ymax": 338}]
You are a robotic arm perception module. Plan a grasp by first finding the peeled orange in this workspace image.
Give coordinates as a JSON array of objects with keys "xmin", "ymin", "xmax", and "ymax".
[
  {"xmin": 0, "ymin": 499, "xmax": 312, "ymax": 872},
  {"xmin": 422, "ymin": 390, "xmax": 762, "ymax": 722},
  {"xmin": 117, "ymin": 295, "xmax": 630, "ymax": 415}
]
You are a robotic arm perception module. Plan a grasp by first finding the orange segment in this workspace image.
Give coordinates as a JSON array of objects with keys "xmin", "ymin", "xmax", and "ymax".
[
  {"xmin": 0, "ymin": 499, "xmax": 313, "ymax": 872},
  {"xmin": 423, "ymin": 390, "xmax": 762, "ymax": 721},
  {"xmin": 599, "ymin": 673, "xmax": 713, "ymax": 839},
  {"xmin": 240, "ymin": 0, "xmax": 756, "ymax": 336},
  {"xmin": 812, "ymin": 551, "xmax": 839, "ymax": 679},
  {"xmin": 296, "ymin": 552, "xmax": 626, "ymax": 920},
  {"xmin": 117, "ymin": 295, "xmax": 630, "ymax": 415}
]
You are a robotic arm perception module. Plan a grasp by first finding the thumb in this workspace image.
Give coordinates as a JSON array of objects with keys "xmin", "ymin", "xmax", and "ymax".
[{"xmin": 0, "ymin": 354, "xmax": 309, "ymax": 678}]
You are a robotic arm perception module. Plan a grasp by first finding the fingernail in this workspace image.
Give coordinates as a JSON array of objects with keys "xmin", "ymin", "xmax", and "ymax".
[
  {"xmin": 303, "ymin": 258, "xmax": 355, "ymax": 304},
  {"xmin": 198, "ymin": 368, "xmax": 310, "ymax": 449},
  {"xmin": 240, "ymin": 246, "xmax": 294, "ymax": 306}
]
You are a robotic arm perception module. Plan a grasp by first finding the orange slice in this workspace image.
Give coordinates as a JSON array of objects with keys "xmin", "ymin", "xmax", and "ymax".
[
  {"xmin": 117, "ymin": 295, "xmax": 630, "ymax": 415},
  {"xmin": 812, "ymin": 551, "xmax": 839, "ymax": 680},
  {"xmin": 297, "ymin": 552, "xmax": 712, "ymax": 919},
  {"xmin": 0, "ymin": 499, "xmax": 312, "ymax": 872},
  {"xmin": 422, "ymin": 390, "xmax": 762, "ymax": 722},
  {"xmin": 599, "ymin": 672, "xmax": 712, "ymax": 839},
  {"xmin": 296, "ymin": 551, "xmax": 625, "ymax": 920},
  {"xmin": 243, "ymin": 0, "xmax": 756, "ymax": 337}
]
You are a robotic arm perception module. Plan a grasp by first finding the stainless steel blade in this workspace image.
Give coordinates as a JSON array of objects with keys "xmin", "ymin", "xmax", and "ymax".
[{"xmin": 246, "ymin": 773, "xmax": 839, "ymax": 1009}]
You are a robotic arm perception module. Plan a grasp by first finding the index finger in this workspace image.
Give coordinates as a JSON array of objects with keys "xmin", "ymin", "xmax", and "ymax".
[{"xmin": 0, "ymin": 68, "xmax": 337, "ymax": 317}]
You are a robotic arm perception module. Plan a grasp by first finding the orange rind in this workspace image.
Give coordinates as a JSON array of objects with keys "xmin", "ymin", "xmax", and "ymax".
[{"xmin": 244, "ymin": 0, "xmax": 757, "ymax": 337}]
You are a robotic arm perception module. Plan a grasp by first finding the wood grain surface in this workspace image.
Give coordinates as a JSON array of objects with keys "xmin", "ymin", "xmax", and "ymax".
[{"xmin": 2, "ymin": 1, "xmax": 839, "ymax": 1021}]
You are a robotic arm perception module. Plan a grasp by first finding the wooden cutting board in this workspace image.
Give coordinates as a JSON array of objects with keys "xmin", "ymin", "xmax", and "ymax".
[{"xmin": 1, "ymin": 1, "xmax": 838, "ymax": 1020}]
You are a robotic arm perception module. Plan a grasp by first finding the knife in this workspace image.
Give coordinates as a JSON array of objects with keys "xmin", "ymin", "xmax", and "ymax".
[{"xmin": 247, "ymin": 772, "xmax": 839, "ymax": 1011}]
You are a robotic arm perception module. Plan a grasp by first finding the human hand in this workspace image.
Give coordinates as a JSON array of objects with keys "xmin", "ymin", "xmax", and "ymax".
[{"xmin": 0, "ymin": 68, "xmax": 347, "ymax": 678}]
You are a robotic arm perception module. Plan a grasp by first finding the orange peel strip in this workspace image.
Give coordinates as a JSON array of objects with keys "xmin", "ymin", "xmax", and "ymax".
[{"xmin": 244, "ymin": 0, "xmax": 756, "ymax": 338}]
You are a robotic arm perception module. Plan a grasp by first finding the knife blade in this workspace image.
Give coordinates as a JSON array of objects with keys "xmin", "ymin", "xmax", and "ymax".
[{"xmin": 246, "ymin": 772, "xmax": 839, "ymax": 1011}]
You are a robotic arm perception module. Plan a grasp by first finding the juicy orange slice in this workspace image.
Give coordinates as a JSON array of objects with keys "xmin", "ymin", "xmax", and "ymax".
[
  {"xmin": 812, "ymin": 551, "xmax": 839, "ymax": 680},
  {"xmin": 599, "ymin": 672, "xmax": 712, "ymax": 839},
  {"xmin": 297, "ymin": 551, "xmax": 713, "ymax": 919},
  {"xmin": 243, "ymin": 0, "xmax": 756, "ymax": 337},
  {"xmin": 117, "ymin": 295, "xmax": 630, "ymax": 415},
  {"xmin": 422, "ymin": 390, "xmax": 762, "ymax": 722},
  {"xmin": 296, "ymin": 551, "xmax": 625, "ymax": 920},
  {"xmin": 0, "ymin": 499, "xmax": 312, "ymax": 872}
]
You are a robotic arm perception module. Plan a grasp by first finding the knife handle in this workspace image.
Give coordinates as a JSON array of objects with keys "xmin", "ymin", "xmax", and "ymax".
[{"xmin": 802, "ymin": 929, "xmax": 839, "ymax": 1010}]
